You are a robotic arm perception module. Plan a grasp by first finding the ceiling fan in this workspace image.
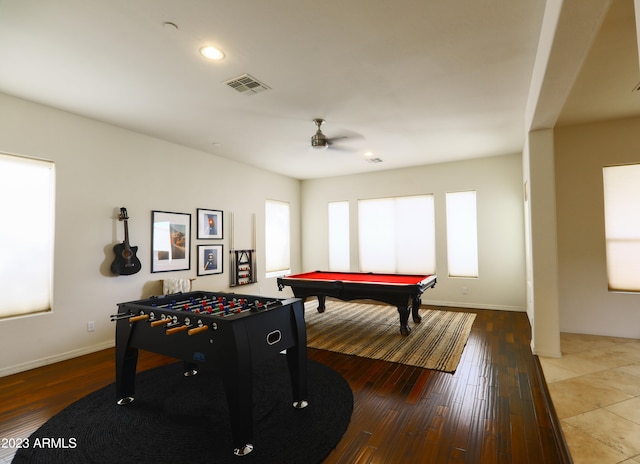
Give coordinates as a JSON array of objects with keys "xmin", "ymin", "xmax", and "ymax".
[{"xmin": 310, "ymin": 118, "xmax": 357, "ymax": 151}]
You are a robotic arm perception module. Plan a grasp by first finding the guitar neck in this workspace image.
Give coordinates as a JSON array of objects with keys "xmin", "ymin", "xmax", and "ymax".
[
  {"xmin": 119, "ymin": 207, "xmax": 132, "ymax": 250},
  {"xmin": 122, "ymin": 219, "xmax": 131, "ymax": 250}
]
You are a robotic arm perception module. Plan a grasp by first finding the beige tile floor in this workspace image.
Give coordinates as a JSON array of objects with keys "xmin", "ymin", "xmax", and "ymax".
[{"xmin": 539, "ymin": 333, "xmax": 640, "ymax": 464}]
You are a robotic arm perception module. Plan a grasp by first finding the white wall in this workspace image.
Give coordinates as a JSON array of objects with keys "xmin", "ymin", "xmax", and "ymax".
[
  {"xmin": 0, "ymin": 93, "xmax": 300, "ymax": 376},
  {"xmin": 524, "ymin": 129, "xmax": 561, "ymax": 357},
  {"xmin": 298, "ymin": 154, "xmax": 527, "ymax": 311},
  {"xmin": 555, "ymin": 116, "xmax": 640, "ymax": 338}
]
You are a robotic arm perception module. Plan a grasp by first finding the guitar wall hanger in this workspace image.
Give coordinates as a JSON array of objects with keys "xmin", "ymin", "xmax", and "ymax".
[{"xmin": 111, "ymin": 207, "xmax": 142, "ymax": 276}]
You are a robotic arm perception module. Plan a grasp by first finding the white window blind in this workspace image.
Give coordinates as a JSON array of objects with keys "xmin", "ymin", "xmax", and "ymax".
[
  {"xmin": 446, "ymin": 191, "xmax": 479, "ymax": 278},
  {"xmin": 603, "ymin": 164, "xmax": 640, "ymax": 291},
  {"xmin": 358, "ymin": 195, "xmax": 435, "ymax": 274},
  {"xmin": 0, "ymin": 153, "xmax": 55, "ymax": 318},
  {"xmin": 265, "ymin": 200, "xmax": 290, "ymax": 277},
  {"xmin": 328, "ymin": 201, "xmax": 350, "ymax": 271}
]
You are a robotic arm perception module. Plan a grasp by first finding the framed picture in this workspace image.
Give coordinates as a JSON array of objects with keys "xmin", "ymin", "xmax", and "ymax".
[
  {"xmin": 197, "ymin": 208, "xmax": 223, "ymax": 239},
  {"xmin": 151, "ymin": 211, "xmax": 191, "ymax": 273},
  {"xmin": 197, "ymin": 244, "xmax": 223, "ymax": 275}
]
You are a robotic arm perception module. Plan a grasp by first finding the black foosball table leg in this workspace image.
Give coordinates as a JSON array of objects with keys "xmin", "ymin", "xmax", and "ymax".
[
  {"xmin": 221, "ymin": 327, "xmax": 255, "ymax": 456},
  {"xmin": 182, "ymin": 361, "xmax": 198, "ymax": 377},
  {"xmin": 288, "ymin": 300, "xmax": 309, "ymax": 409},
  {"xmin": 115, "ymin": 345, "xmax": 138, "ymax": 405},
  {"xmin": 115, "ymin": 316, "xmax": 139, "ymax": 405}
]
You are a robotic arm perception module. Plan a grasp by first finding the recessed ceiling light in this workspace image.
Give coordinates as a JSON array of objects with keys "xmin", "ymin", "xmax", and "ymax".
[
  {"xmin": 200, "ymin": 46, "xmax": 225, "ymax": 61},
  {"xmin": 364, "ymin": 151, "xmax": 374, "ymax": 157}
]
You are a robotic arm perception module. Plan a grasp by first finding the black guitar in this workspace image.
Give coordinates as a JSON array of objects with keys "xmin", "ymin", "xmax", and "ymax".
[{"xmin": 111, "ymin": 207, "xmax": 142, "ymax": 275}]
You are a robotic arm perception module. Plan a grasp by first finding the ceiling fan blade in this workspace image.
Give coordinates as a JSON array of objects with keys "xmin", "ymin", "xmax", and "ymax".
[
  {"xmin": 327, "ymin": 144, "xmax": 357, "ymax": 153},
  {"xmin": 326, "ymin": 132, "xmax": 364, "ymax": 153},
  {"xmin": 326, "ymin": 131, "xmax": 364, "ymax": 144}
]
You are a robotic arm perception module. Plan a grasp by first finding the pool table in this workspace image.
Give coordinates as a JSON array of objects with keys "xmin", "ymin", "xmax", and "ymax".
[{"xmin": 277, "ymin": 271, "xmax": 437, "ymax": 335}]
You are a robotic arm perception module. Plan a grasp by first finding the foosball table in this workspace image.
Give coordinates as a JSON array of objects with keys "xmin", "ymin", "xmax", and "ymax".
[{"xmin": 111, "ymin": 291, "xmax": 308, "ymax": 457}]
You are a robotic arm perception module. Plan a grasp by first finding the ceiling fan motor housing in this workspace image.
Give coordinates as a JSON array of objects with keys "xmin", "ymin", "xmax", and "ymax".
[
  {"xmin": 311, "ymin": 131, "xmax": 328, "ymax": 149},
  {"xmin": 311, "ymin": 118, "xmax": 329, "ymax": 150}
]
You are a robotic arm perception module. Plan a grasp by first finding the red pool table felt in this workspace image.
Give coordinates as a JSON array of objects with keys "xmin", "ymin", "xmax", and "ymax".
[{"xmin": 285, "ymin": 271, "xmax": 433, "ymax": 286}]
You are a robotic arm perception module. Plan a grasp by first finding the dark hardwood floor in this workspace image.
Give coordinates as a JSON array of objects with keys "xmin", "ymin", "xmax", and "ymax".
[{"xmin": 0, "ymin": 306, "xmax": 570, "ymax": 463}]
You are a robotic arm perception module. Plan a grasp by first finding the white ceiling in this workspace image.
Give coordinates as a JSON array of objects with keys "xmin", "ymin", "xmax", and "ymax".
[
  {"xmin": 0, "ymin": 0, "xmax": 637, "ymax": 179},
  {"xmin": 557, "ymin": 0, "xmax": 640, "ymax": 126}
]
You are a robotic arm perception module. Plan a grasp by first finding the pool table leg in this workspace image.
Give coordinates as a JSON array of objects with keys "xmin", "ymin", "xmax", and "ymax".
[
  {"xmin": 397, "ymin": 305, "xmax": 411, "ymax": 335},
  {"xmin": 411, "ymin": 296, "xmax": 422, "ymax": 323},
  {"xmin": 316, "ymin": 295, "xmax": 326, "ymax": 313}
]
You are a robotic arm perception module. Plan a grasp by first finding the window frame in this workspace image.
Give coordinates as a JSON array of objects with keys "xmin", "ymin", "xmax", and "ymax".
[
  {"xmin": 328, "ymin": 201, "xmax": 350, "ymax": 272},
  {"xmin": 445, "ymin": 190, "xmax": 479, "ymax": 278},
  {"xmin": 0, "ymin": 152, "xmax": 55, "ymax": 319},
  {"xmin": 357, "ymin": 194, "xmax": 436, "ymax": 275},
  {"xmin": 602, "ymin": 163, "xmax": 640, "ymax": 292},
  {"xmin": 265, "ymin": 199, "xmax": 291, "ymax": 278}
]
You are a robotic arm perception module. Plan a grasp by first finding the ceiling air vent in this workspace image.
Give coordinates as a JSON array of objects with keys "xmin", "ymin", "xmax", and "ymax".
[
  {"xmin": 365, "ymin": 157, "xmax": 383, "ymax": 164},
  {"xmin": 224, "ymin": 73, "xmax": 270, "ymax": 95}
]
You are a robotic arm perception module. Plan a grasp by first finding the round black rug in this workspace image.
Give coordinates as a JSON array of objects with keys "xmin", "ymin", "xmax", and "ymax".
[{"xmin": 13, "ymin": 356, "xmax": 352, "ymax": 464}]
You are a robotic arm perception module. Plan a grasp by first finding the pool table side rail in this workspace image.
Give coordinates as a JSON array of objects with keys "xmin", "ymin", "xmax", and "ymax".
[{"xmin": 280, "ymin": 272, "xmax": 436, "ymax": 288}]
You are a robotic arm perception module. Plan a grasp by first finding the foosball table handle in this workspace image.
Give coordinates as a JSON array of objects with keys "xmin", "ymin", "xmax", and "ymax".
[
  {"xmin": 188, "ymin": 325, "xmax": 209, "ymax": 336},
  {"xmin": 166, "ymin": 325, "xmax": 190, "ymax": 335},
  {"xmin": 150, "ymin": 319, "xmax": 172, "ymax": 327}
]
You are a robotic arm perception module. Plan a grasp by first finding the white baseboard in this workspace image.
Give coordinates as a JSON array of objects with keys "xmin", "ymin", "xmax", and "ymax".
[
  {"xmin": 531, "ymin": 344, "xmax": 562, "ymax": 358},
  {"xmin": 533, "ymin": 349, "xmax": 562, "ymax": 358},
  {"xmin": 0, "ymin": 340, "xmax": 115, "ymax": 378},
  {"xmin": 423, "ymin": 299, "xmax": 525, "ymax": 312}
]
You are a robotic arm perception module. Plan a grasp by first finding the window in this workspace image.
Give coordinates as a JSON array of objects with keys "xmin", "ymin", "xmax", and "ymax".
[
  {"xmin": 0, "ymin": 153, "xmax": 55, "ymax": 319},
  {"xmin": 328, "ymin": 201, "xmax": 350, "ymax": 271},
  {"xmin": 603, "ymin": 164, "xmax": 640, "ymax": 292},
  {"xmin": 358, "ymin": 195, "xmax": 435, "ymax": 274},
  {"xmin": 446, "ymin": 191, "xmax": 479, "ymax": 278},
  {"xmin": 265, "ymin": 200, "xmax": 290, "ymax": 277}
]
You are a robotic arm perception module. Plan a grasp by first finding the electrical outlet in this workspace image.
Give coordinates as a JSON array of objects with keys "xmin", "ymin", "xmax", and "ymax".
[
  {"xmin": 87, "ymin": 321, "xmax": 95, "ymax": 332},
  {"xmin": 461, "ymin": 287, "xmax": 468, "ymax": 295}
]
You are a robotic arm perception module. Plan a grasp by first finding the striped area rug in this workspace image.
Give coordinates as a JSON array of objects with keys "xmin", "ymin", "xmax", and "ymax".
[{"xmin": 304, "ymin": 301, "xmax": 476, "ymax": 373}]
